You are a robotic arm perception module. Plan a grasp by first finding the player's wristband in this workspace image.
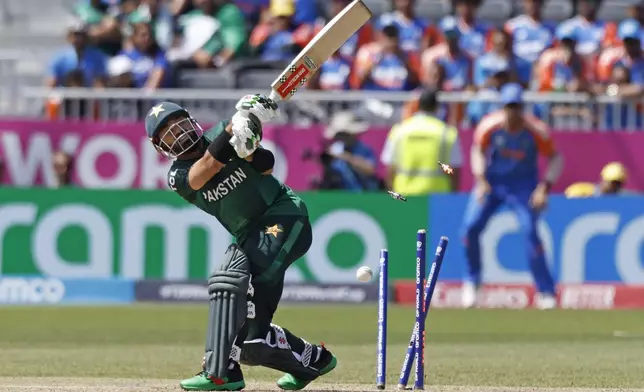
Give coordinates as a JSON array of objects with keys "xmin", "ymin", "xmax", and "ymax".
[
  {"xmin": 250, "ymin": 148, "xmax": 275, "ymax": 172},
  {"xmin": 207, "ymin": 131, "xmax": 236, "ymax": 163}
]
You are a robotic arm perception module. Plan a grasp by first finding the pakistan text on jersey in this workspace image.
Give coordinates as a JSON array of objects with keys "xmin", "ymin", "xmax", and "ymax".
[{"xmin": 202, "ymin": 168, "xmax": 248, "ymax": 202}]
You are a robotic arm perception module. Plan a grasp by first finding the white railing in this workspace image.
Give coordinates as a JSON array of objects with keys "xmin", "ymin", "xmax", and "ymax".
[{"xmin": 14, "ymin": 87, "xmax": 644, "ymax": 131}]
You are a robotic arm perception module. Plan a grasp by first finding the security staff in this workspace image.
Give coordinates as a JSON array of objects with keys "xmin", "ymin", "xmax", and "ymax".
[{"xmin": 380, "ymin": 89, "xmax": 461, "ymax": 196}]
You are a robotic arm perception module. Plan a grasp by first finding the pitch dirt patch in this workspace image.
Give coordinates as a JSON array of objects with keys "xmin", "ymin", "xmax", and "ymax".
[{"xmin": 0, "ymin": 379, "xmax": 643, "ymax": 392}]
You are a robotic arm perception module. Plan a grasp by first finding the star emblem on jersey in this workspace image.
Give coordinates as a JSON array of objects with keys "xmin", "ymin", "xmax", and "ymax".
[
  {"xmin": 149, "ymin": 104, "xmax": 165, "ymax": 118},
  {"xmin": 265, "ymin": 224, "xmax": 283, "ymax": 238}
]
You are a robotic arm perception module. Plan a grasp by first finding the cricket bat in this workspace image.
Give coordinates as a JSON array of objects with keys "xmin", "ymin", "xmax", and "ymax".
[{"xmin": 268, "ymin": 0, "xmax": 372, "ymax": 101}]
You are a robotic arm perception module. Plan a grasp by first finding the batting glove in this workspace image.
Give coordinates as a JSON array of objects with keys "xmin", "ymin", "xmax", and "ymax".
[
  {"xmin": 230, "ymin": 111, "xmax": 261, "ymax": 158},
  {"xmin": 235, "ymin": 94, "xmax": 279, "ymax": 124}
]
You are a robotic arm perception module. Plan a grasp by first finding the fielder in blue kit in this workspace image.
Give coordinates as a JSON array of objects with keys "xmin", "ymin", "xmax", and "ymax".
[{"xmin": 461, "ymin": 83, "xmax": 564, "ymax": 309}]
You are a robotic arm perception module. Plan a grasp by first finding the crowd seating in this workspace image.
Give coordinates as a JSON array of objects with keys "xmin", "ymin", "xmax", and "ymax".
[{"xmin": 0, "ymin": 0, "xmax": 643, "ymax": 129}]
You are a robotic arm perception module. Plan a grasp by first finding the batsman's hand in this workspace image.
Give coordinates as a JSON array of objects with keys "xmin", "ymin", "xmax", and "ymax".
[
  {"xmin": 230, "ymin": 111, "xmax": 262, "ymax": 158},
  {"xmin": 235, "ymin": 94, "xmax": 279, "ymax": 124}
]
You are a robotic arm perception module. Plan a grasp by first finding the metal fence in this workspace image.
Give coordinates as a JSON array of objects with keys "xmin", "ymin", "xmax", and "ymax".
[{"xmin": 14, "ymin": 87, "xmax": 644, "ymax": 131}]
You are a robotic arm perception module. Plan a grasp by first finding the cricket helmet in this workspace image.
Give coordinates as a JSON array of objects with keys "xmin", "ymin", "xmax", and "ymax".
[{"xmin": 145, "ymin": 102, "xmax": 204, "ymax": 160}]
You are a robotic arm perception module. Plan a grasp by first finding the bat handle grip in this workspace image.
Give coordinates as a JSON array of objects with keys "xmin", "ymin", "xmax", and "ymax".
[{"xmin": 268, "ymin": 90, "xmax": 281, "ymax": 102}]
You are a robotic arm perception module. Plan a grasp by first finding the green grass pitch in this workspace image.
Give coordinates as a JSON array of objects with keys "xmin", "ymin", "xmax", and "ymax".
[{"xmin": 0, "ymin": 305, "xmax": 643, "ymax": 391}]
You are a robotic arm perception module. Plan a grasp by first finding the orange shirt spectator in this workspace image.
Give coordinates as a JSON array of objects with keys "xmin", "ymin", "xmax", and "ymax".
[
  {"xmin": 421, "ymin": 19, "xmax": 473, "ymax": 91},
  {"xmin": 537, "ymin": 28, "xmax": 593, "ymax": 92}
]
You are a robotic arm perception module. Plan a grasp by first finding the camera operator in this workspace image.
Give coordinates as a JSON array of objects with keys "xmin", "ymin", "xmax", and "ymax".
[{"xmin": 312, "ymin": 112, "xmax": 380, "ymax": 191}]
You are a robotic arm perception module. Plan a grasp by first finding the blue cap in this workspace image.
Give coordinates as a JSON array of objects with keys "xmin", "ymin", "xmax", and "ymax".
[
  {"xmin": 500, "ymin": 83, "xmax": 524, "ymax": 106},
  {"xmin": 618, "ymin": 19, "xmax": 641, "ymax": 40},
  {"xmin": 555, "ymin": 24, "xmax": 578, "ymax": 41},
  {"xmin": 440, "ymin": 17, "xmax": 461, "ymax": 39}
]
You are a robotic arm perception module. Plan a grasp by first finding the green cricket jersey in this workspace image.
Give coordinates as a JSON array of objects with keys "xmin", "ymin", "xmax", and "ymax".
[{"xmin": 167, "ymin": 121, "xmax": 307, "ymax": 239}]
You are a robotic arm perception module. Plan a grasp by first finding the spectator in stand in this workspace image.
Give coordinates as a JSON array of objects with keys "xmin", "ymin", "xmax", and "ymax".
[
  {"xmin": 46, "ymin": 20, "xmax": 108, "ymax": 88},
  {"xmin": 175, "ymin": 0, "xmax": 248, "ymax": 68},
  {"xmin": 442, "ymin": 0, "xmax": 491, "ymax": 58},
  {"xmin": 119, "ymin": 22, "xmax": 173, "ymax": 88},
  {"xmin": 609, "ymin": 1, "xmax": 644, "ymax": 47},
  {"xmin": 538, "ymin": 26, "xmax": 595, "ymax": 125},
  {"xmin": 537, "ymin": 27, "xmax": 591, "ymax": 93},
  {"xmin": 475, "ymin": 29, "xmax": 530, "ymax": 88},
  {"xmin": 352, "ymin": 24, "xmax": 420, "ymax": 91},
  {"xmin": 320, "ymin": 112, "xmax": 380, "ymax": 191},
  {"xmin": 375, "ymin": 0, "xmax": 440, "ymax": 54},
  {"xmin": 505, "ymin": 0, "xmax": 555, "ymax": 65},
  {"xmin": 294, "ymin": 0, "xmax": 373, "ymax": 61},
  {"xmin": 73, "ymin": 0, "xmax": 124, "ymax": 56},
  {"xmin": 307, "ymin": 49, "xmax": 352, "ymax": 91},
  {"xmin": 421, "ymin": 19, "xmax": 472, "ymax": 125},
  {"xmin": 557, "ymin": 0, "xmax": 609, "ymax": 58},
  {"xmin": 468, "ymin": 30, "xmax": 526, "ymax": 125},
  {"xmin": 52, "ymin": 151, "xmax": 75, "ymax": 188},
  {"xmin": 597, "ymin": 20, "xmax": 644, "ymax": 96},
  {"xmin": 126, "ymin": 0, "xmax": 175, "ymax": 50},
  {"xmin": 467, "ymin": 65, "xmax": 510, "ymax": 125},
  {"xmin": 251, "ymin": 1, "xmax": 298, "ymax": 62},
  {"xmin": 594, "ymin": 20, "xmax": 644, "ymax": 129},
  {"xmin": 421, "ymin": 19, "xmax": 472, "ymax": 92}
]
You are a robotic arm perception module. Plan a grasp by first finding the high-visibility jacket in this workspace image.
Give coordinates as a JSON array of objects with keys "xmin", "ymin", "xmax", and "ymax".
[{"xmin": 388, "ymin": 114, "xmax": 457, "ymax": 195}]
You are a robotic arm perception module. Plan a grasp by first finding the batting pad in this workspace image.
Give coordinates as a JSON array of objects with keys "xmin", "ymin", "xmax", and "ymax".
[{"xmin": 205, "ymin": 244, "xmax": 251, "ymax": 378}]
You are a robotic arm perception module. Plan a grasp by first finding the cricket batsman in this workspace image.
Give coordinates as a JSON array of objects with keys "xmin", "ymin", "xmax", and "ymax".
[
  {"xmin": 461, "ymin": 83, "xmax": 564, "ymax": 310},
  {"xmin": 144, "ymin": 95, "xmax": 336, "ymax": 391}
]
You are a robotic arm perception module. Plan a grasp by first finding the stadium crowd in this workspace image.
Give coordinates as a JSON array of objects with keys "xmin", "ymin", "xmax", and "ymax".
[
  {"xmin": 44, "ymin": 0, "xmax": 644, "ymax": 127},
  {"xmin": 47, "ymin": 0, "xmax": 644, "ymax": 94}
]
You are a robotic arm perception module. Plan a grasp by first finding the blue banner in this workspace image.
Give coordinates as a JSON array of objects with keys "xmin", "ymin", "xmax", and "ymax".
[
  {"xmin": 429, "ymin": 194, "xmax": 644, "ymax": 284},
  {"xmin": 0, "ymin": 277, "xmax": 134, "ymax": 305}
]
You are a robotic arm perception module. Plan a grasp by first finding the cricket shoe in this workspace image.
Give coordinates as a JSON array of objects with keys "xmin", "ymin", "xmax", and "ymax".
[
  {"xmin": 535, "ymin": 293, "xmax": 557, "ymax": 310},
  {"xmin": 276, "ymin": 343, "xmax": 337, "ymax": 391},
  {"xmin": 462, "ymin": 281, "xmax": 480, "ymax": 308},
  {"xmin": 180, "ymin": 361, "xmax": 245, "ymax": 391}
]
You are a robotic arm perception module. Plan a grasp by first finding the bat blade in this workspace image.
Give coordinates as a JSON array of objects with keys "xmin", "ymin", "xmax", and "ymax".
[{"xmin": 269, "ymin": 0, "xmax": 372, "ymax": 101}]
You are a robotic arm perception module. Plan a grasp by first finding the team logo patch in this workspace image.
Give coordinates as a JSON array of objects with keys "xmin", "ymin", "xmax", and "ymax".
[
  {"xmin": 149, "ymin": 104, "xmax": 165, "ymax": 118},
  {"xmin": 265, "ymin": 224, "xmax": 283, "ymax": 238}
]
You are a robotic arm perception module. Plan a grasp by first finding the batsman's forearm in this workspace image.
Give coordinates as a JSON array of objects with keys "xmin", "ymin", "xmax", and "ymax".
[
  {"xmin": 543, "ymin": 152, "xmax": 564, "ymax": 185},
  {"xmin": 188, "ymin": 154, "xmax": 225, "ymax": 190}
]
